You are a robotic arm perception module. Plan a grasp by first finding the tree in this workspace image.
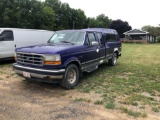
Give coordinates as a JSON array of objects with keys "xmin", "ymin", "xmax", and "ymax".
[
  {"xmin": 45, "ymin": 0, "xmax": 64, "ymax": 30},
  {"xmin": 41, "ymin": 6, "xmax": 56, "ymax": 30},
  {"xmin": 56, "ymin": 3, "xmax": 72, "ymax": 30},
  {"xmin": 87, "ymin": 14, "xmax": 111, "ymax": 28},
  {"xmin": 17, "ymin": 0, "xmax": 43, "ymax": 29},
  {"xmin": 0, "ymin": 0, "xmax": 20, "ymax": 27},
  {"xmin": 142, "ymin": 25, "xmax": 160, "ymax": 37},
  {"xmin": 157, "ymin": 36, "xmax": 160, "ymax": 43},
  {"xmin": 109, "ymin": 19, "xmax": 132, "ymax": 38},
  {"xmin": 96, "ymin": 14, "xmax": 112, "ymax": 28},
  {"xmin": 0, "ymin": 0, "xmax": 132, "ymax": 32},
  {"xmin": 87, "ymin": 17, "xmax": 99, "ymax": 28},
  {"xmin": 69, "ymin": 8, "xmax": 86, "ymax": 29},
  {"xmin": 0, "ymin": 0, "xmax": 56, "ymax": 30}
]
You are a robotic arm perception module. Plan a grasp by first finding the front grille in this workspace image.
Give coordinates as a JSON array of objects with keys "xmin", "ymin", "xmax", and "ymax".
[{"xmin": 17, "ymin": 52, "xmax": 44, "ymax": 66}]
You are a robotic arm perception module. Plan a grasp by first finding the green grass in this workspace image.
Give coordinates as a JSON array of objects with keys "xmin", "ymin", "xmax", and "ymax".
[
  {"xmin": 120, "ymin": 107, "xmax": 147, "ymax": 117},
  {"xmin": 76, "ymin": 43, "xmax": 160, "ymax": 117},
  {"xmin": 74, "ymin": 97, "xmax": 91, "ymax": 103},
  {"xmin": 152, "ymin": 107, "xmax": 160, "ymax": 112},
  {"xmin": 105, "ymin": 102, "xmax": 115, "ymax": 109},
  {"xmin": 94, "ymin": 100, "xmax": 103, "ymax": 105}
]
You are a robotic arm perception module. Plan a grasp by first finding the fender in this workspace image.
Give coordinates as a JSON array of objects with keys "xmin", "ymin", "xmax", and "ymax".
[
  {"xmin": 64, "ymin": 57, "xmax": 81, "ymax": 67},
  {"xmin": 114, "ymin": 47, "xmax": 118, "ymax": 52}
]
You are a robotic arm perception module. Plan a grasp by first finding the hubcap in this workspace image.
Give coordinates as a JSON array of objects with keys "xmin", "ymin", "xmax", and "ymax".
[{"xmin": 67, "ymin": 68, "xmax": 77, "ymax": 84}]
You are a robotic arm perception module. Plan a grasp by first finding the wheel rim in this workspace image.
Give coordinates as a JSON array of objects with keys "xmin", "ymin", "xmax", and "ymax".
[{"xmin": 67, "ymin": 68, "xmax": 77, "ymax": 84}]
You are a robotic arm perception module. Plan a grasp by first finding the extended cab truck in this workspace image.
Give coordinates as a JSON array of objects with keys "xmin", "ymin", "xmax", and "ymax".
[
  {"xmin": 13, "ymin": 28, "xmax": 121, "ymax": 89},
  {"xmin": 0, "ymin": 28, "xmax": 54, "ymax": 60}
]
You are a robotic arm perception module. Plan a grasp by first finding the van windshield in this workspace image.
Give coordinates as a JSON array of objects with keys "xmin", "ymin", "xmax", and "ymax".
[
  {"xmin": 48, "ymin": 31, "xmax": 85, "ymax": 45},
  {"xmin": 0, "ymin": 29, "xmax": 2, "ymax": 33}
]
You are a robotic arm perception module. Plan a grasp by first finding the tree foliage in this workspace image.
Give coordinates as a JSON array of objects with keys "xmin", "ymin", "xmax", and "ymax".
[
  {"xmin": 157, "ymin": 36, "xmax": 160, "ymax": 43},
  {"xmin": 87, "ymin": 14, "xmax": 111, "ymax": 28},
  {"xmin": 109, "ymin": 19, "xmax": 132, "ymax": 38},
  {"xmin": 0, "ymin": 0, "xmax": 131, "ymax": 33},
  {"xmin": 142, "ymin": 25, "xmax": 160, "ymax": 37},
  {"xmin": 96, "ymin": 14, "xmax": 112, "ymax": 28}
]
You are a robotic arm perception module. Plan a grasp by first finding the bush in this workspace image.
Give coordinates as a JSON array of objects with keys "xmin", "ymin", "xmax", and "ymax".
[{"xmin": 157, "ymin": 36, "xmax": 160, "ymax": 43}]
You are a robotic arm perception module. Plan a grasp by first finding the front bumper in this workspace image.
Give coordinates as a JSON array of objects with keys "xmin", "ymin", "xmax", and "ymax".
[{"xmin": 13, "ymin": 63, "xmax": 65, "ymax": 82}]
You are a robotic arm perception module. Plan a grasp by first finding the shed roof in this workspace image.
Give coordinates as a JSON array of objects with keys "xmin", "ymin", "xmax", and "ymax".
[{"xmin": 123, "ymin": 29, "xmax": 149, "ymax": 35}]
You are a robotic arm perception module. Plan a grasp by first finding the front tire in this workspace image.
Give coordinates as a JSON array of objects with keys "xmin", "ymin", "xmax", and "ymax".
[
  {"xmin": 108, "ymin": 52, "xmax": 117, "ymax": 66},
  {"xmin": 60, "ymin": 64, "xmax": 79, "ymax": 89}
]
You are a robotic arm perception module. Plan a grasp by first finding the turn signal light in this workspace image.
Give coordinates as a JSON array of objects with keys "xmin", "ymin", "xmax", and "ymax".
[{"xmin": 44, "ymin": 61, "xmax": 61, "ymax": 65}]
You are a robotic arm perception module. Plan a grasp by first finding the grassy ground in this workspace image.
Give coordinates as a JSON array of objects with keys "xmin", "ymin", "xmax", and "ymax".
[{"xmin": 76, "ymin": 43, "xmax": 160, "ymax": 117}]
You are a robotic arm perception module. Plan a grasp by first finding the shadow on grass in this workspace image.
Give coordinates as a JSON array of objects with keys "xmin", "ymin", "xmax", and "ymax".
[{"xmin": 79, "ymin": 63, "xmax": 113, "ymax": 83}]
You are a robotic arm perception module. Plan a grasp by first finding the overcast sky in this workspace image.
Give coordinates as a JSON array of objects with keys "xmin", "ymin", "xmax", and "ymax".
[{"xmin": 42, "ymin": 0, "xmax": 160, "ymax": 29}]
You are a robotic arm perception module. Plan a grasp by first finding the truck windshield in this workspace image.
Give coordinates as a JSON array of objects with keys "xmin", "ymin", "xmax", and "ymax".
[{"xmin": 48, "ymin": 31, "xmax": 85, "ymax": 45}]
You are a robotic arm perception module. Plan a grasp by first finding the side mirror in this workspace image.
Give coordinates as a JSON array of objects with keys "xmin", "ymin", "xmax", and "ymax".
[
  {"xmin": 91, "ymin": 41, "xmax": 99, "ymax": 46},
  {"xmin": 0, "ymin": 36, "xmax": 4, "ymax": 41}
]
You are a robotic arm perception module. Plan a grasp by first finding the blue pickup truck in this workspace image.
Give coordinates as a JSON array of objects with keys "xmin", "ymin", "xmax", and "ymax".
[{"xmin": 13, "ymin": 28, "xmax": 121, "ymax": 89}]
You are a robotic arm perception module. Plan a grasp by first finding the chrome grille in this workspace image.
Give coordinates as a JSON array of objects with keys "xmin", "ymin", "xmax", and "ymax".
[{"xmin": 17, "ymin": 52, "xmax": 44, "ymax": 66}]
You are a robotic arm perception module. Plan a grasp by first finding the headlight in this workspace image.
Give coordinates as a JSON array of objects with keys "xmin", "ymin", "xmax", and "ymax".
[{"xmin": 44, "ymin": 54, "xmax": 61, "ymax": 65}]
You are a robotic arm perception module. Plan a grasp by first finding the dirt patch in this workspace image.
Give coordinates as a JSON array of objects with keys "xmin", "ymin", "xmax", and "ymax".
[{"xmin": 0, "ymin": 63, "xmax": 160, "ymax": 120}]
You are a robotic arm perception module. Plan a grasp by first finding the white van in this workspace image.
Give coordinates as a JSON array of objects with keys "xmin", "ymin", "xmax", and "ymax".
[{"xmin": 0, "ymin": 28, "xmax": 54, "ymax": 60}]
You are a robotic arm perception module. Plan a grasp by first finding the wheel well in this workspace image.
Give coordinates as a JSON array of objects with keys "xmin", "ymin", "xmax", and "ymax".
[{"xmin": 66, "ymin": 61, "xmax": 83, "ymax": 77}]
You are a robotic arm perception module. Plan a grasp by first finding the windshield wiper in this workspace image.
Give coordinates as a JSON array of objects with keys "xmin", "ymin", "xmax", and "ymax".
[{"xmin": 60, "ymin": 41, "xmax": 74, "ymax": 45}]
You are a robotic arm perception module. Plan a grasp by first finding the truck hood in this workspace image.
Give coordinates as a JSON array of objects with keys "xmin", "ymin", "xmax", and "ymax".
[{"xmin": 16, "ymin": 43, "xmax": 85, "ymax": 55}]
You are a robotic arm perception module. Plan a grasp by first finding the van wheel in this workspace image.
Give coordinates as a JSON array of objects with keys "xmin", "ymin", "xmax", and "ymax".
[
  {"xmin": 60, "ymin": 64, "xmax": 79, "ymax": 89},
  {"xmin": 108, "ymin": 53, "xmax": 117, "ymax": 66}
]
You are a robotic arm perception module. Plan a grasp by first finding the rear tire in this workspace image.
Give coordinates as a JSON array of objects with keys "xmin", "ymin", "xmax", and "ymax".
[
  {"xmin": 60, "ymin": 64, "xmax": 79, "ymax": 89},
  {"xmin": 108, "ymin": 53, "xmax": 117, "ymax": 66}
]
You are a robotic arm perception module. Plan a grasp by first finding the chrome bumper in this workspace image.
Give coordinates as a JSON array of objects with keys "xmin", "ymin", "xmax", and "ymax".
[{"xmin": 13, "ymin": 63, "xmax": 65, "ymax": 80}]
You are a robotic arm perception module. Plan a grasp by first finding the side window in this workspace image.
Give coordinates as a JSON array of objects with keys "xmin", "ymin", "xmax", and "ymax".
[
  {"xmin": 1, "ymin": 30, "xmax": 14, "ymax": 41},
  {"xmin": 96, "ymin": 32, "xmax": 104, "ymax": 45},
  {"xmin": 116, "ymin": 34, "xmax": 120, "ymax": 41},
  {"xmin": 110, "ymin": 34, "xmax": 116, "ymax": 41},
  {"xmin": 105, "ymin": 34, "xmax": 111, "ymax": 42},
  {"xmin": 105, "ymin": 34, "xmax": 117, "ymax": 42},
  {"xmin": 86, "ymin": 32, "xmax": 96, "ymax": 46}
]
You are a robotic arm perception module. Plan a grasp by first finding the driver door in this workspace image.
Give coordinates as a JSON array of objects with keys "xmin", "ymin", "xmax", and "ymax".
[{"xmin": 83, "ymin": 32, "xmax": 100, "ymax": 67}]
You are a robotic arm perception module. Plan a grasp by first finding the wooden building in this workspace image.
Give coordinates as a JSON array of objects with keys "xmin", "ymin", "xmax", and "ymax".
[{"xmin": 123, "ymin": 29, "xmax": 156, "ymax": 43}]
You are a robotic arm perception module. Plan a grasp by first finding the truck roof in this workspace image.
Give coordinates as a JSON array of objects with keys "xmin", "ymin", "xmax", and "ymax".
[
  {"xmin": 82, "ymin": 28, "xmax": 118, "ymax": 34},
  {"xmin": 56, "ymin": 28, "xmax": 118, "ymax": 35}
]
